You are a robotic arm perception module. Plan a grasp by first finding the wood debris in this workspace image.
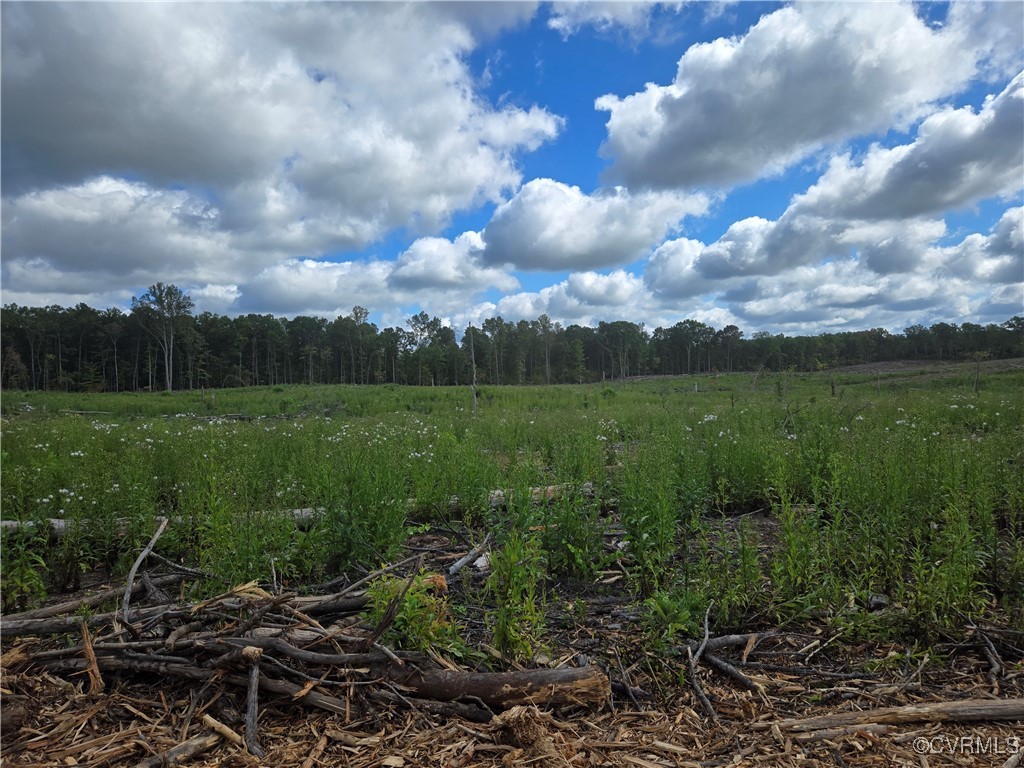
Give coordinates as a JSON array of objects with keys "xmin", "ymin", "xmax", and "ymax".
[{"xmin": 2, "ymin": 527, "xmax": 1022, "ymax": 768}]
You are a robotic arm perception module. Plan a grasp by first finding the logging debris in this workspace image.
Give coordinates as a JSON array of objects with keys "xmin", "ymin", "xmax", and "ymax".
[{"xmin": 2, "ymin": 524, "xmax": 1022, "ymax": 767}]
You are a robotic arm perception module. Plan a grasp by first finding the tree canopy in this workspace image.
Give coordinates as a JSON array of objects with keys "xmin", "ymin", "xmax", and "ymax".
[{"xmin": 2, "ymin": 287, "xmax": 1021, "ymax": 392}]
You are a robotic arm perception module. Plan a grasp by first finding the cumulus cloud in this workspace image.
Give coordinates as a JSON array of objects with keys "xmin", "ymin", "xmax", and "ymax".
[
  {"xmin": 929, "ymin": 206, "xmax": 1024, "ymax": 284},
  {"xmin": 1, "ymin": 176, "xmax": 247, "ymax": 288},
  {"xmin": 1, "ymin": 3, "xmax": 561, "ymax": 260},
  {"xmin": 642, "ymin": 207, "xmax": 1022, "ymax": 334},
  {"xmin": 726, "ymin": 253, "xmax": 1016, "ymax": 333},
  {"xmin": 388, "ymin": 232, "xmax": 519, "ymax": 293},
  {"xmin": 596, "ymin": 1, "xmax": 1023, "ymax": 189},
  {"xmin": 793, "ymin": 73, "xmax": 1024, "ymax": 221},
  {"xmin": 644, "ymin": 69, "xmax": 1023, "ymax": 300},
  {"xmin": 481, "ymin": 178, "xmax": 708, "ymax": 271},
  {"xmin": 493, "ymin": 269, "xmax": 651, "ymax": 325},
  {"xmin": 242, "ymin": 259, "xmax": 394, "ymax": 318}
]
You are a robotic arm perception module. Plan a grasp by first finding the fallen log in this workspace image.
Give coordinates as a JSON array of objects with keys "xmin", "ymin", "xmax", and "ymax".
[
  {"xmin": 34, "ymin": 652, "xmax": 608, "ymax": 722},
  {"xmin": 0, "ymin": 482, "xmax": 599, "ymax": 538},
  {"xmin": 758, "ymin": 697, "xmax": 1024, "ymax": 732},
  {"xmin": 1, "ymin": 603, "xmax": 186, "ymax": 637},
  {"xmin": 395, "ymin": 665, "xmax": 610, "ymax": 710}
]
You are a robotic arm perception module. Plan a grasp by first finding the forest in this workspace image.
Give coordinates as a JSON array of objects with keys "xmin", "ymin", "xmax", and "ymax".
[{"xmin": 2, "ymin": 283, "xmax": 1021, "ymax": 392}]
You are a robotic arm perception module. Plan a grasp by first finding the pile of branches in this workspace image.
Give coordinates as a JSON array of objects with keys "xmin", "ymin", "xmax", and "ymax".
[{"xmin": 1, "ymin": 532, "xmax": 609, "ymax": 765}]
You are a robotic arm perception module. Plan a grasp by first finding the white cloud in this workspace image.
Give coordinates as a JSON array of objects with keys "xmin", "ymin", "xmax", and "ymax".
[
  {"xmin": 929, "ymin": 206, "xmax": 1024, "ymax": 284},
  {"xmin": 191, "ymin": 284, "xmax": 243, "ymax": 316},
  {"xmin": 493, "ymin": 269, "xmax": 652, "ymax": 325},
  {"xmin": 793, "ymin": 73, "xmax": 1024, "ymax": 221},
  {"xmin": 596, "ymin": 1, "xmax": 1022, "ymax": 189},
  {"xmin": 642, "ymin": 209, "xmax": 1023, "ymax": 334},
  {"xmin": 547, "ymin": 2, "xmax": 667, "ymax": 38},
  {"xmin": 2, "ymin": 3, "xmax": 561, "ymax": 258},
  {"xmin": 481, "ymin": 178, "xmax": 708, "ymax": 270},
  {"xmin": 389, "ymin": 231, "xmax": 519, "ymax": 293},
  {"xmin": 644, "ymin": 237, "xmax": 714, "ymax": 299},
  {"xmin": 1, "ymin": 176, "xmax": 247, "ymax": 287},
  {"xmin": 242, "ymin": 259, "xmax": 394, "ymax": 318},
  {"xmin": 946, "ymin": 1, "xmax": 1024, "ymax": 84}
]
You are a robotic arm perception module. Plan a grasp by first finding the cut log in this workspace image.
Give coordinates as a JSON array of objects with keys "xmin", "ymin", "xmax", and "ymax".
[
  {"xmin": 393, "ymin": 664, "xmax": 610, "ymax": 709},
  {"xmin": 759, "ymin": 697, "xmax": 1024, "ymax": 732}
]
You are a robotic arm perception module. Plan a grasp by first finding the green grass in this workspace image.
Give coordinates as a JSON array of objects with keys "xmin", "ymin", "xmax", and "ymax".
[{"xmin": 3, "ymin": 366, "xmax": 1022, "ymax": 644}]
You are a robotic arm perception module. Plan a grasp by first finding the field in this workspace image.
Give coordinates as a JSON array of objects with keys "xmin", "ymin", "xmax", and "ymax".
[{"xmin": 2, "ymin": 361, "xmax": 1023, "ymax": 766}]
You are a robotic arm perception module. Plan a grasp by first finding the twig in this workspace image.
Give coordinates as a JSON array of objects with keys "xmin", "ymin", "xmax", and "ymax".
[
  {"xmin": 202, "ymin": 714, "xmax": 244, "ymax": 746},
  {"xmin": 804, "ymin": 629, "xmax": 844, "ymax": 664},
  {"xmin": 702, "ymin": 652, "xmax": 761, "ymax": 692},
  {"xmin": 129, "ymin": 732, "xmax": 223, "ymax": 768},
  {"xmin": 300, "ymin": 734, "xmax": 329, "ymax": 768},
  {"xmin": 979, "ymin": 631, "xmax": 1004, "ymax": 693},
  {"xmin": 613, "ymin": 646, "xmax": 640, "ymax": 709},
  {"xmin": 315, "ymin": 552, "xmax": 422, "ymax": 593},
  {"xmin": 686, "ymin": 646, "xmax": 718, "ymax": 722},
  {"xmin": 448, "ymin": 533, "xmax": 492, "ymax": 577},
  {"xmin": 146, "ymin": 551, "xmax": 210, "ymax": 578},
  {"xmin": 756, "ymin": 698, "xmax": 1024, "ymax": 732},
  {"xmin": 178, "ymin": 677, "xmax": 222, "ymax": 740},
  {"xmin": 692, "ymin": 601, "xmax": 714, "ymax": 665},
  {"xmin": 894, "ymin": 652, "xmax": 929, "ymax": 694},
  {"xmin": 215, "ymin": 634, "xmax": 408, "ymax": 666},
  {"xmin": 122, "ymin": 517, "xmax": 169, "ymax": 625}
]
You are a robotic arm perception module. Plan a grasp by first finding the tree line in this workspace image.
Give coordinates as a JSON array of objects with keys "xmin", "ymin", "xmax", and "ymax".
[{"xmin": 2, "ymin": 283, "xmax": 1021, "ymax": 392}]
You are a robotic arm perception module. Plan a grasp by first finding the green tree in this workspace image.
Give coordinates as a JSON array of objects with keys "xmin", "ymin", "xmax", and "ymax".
[{"xmin": 130, "ymin": 283, "xmax": 195, "ymax": 391}]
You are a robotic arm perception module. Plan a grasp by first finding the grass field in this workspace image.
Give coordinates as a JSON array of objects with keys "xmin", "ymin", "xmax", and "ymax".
[{"xmin": 3, "ymin": 362, "xmax": 1023, "ymax": 649}]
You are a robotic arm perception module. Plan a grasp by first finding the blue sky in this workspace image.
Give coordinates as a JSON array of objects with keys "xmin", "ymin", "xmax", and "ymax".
[{"xmin": 2, "ymin": 1, "xmax": 1021, "ymax": 335}]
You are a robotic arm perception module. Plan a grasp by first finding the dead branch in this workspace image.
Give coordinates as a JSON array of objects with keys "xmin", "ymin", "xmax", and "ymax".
[
  {"xmin": 123, "ymin": 517, "xmax": 169, "ymax": 624},
  {"xmin": 1, "ymin": 603, "xmax": 184, "ymax": 637},
  {"xmin": 129, "ymin": 732, "xmax": 223, "ymax": 768},
  {"xmin": 242, "ymin": 646, "xmax": 266, "ymax": 758},
  {"xmin": 758, "ymin": 697, "xmax": 1024, "ymax": 732},
  {"xmin": 448, "ymin": 532, "xmax": 492, "ymax": 577},
  {"xmin": 3, "ymin": 573, "xmax": 186, "ymax": 621}
]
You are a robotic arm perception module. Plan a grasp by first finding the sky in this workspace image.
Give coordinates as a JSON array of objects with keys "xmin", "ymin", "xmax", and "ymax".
[{"xmin": 2, "ymin": 1, "xmax": 1022, "ymax": 336}]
